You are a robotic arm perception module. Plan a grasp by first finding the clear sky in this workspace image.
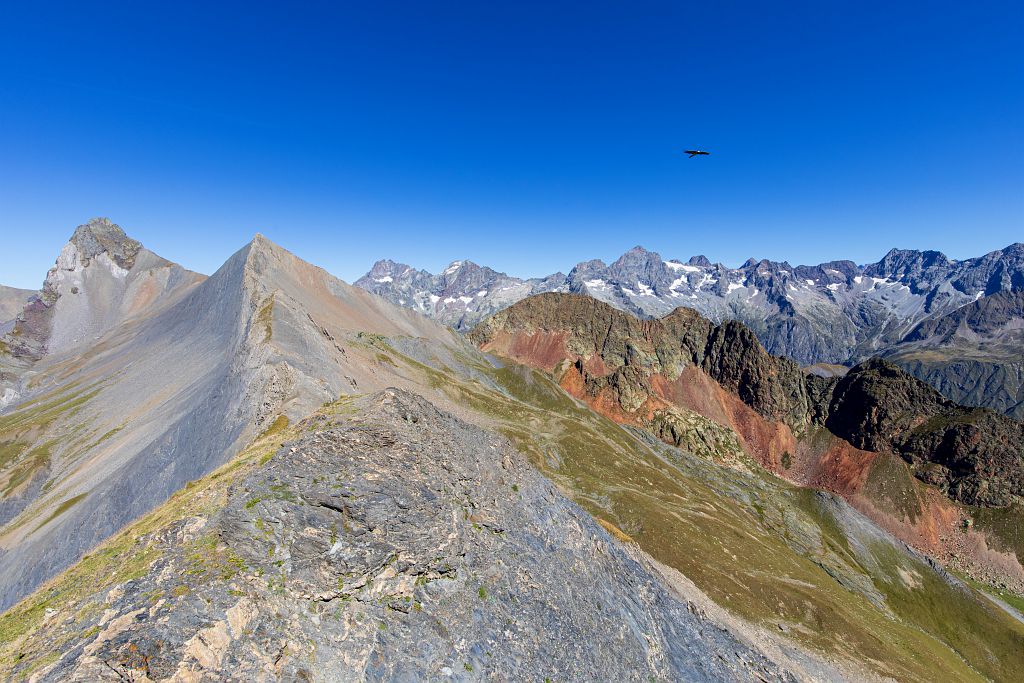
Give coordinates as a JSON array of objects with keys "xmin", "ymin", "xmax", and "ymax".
[{"xmin": 1, "ymin": 1, "xmax": 1021, "ymax": 289}]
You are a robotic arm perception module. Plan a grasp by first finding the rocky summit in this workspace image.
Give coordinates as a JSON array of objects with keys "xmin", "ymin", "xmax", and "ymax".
[{"xmin": 359, "ymin": 243, "xmax": 1024, "ymax": 418}]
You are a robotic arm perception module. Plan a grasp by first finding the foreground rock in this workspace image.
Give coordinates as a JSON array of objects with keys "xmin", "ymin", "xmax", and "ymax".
[{"xmin": 4, "ymin": 390, "xmax": 795, "ymax": 682}]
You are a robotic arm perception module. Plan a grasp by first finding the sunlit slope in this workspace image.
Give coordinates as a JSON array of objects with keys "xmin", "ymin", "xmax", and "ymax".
[
  {"xmin": 3, "ymin": 328, "xmax": 1022, "ymax": 681},
  {"xmin": 368, "ymin": 337, "xmax": 1024, "ymax": 683}
]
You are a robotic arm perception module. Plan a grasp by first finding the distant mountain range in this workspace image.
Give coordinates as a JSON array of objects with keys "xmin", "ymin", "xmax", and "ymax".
[{"xmin": 357, "ymin": 243, "xmax": 1024, "ymax": 418}]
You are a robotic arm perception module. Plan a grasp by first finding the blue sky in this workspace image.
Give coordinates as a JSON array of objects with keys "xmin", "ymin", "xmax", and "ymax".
[{"xmin": 1, "ymin": 1, "xmax": 1021, "ymax": 288}]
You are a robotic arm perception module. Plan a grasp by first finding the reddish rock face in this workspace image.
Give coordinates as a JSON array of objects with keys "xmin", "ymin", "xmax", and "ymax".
[{"xmin": 471, "ymin": 292, "xmax": 1024, "ymax": 590}]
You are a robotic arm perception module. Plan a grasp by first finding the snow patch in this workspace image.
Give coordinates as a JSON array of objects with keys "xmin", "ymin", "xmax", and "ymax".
[
  {"xmin": 636, "ymin": 281, "xmax": 654, "ymax": 296},
  {"xmin": 665, "ymin": 261, "xmax": 699, "ymax": 272},
  {"xmin": 374, "ymin": 276, "xmax": 393, "ymax": 283},
  {"xmin": 726, "ymin": 282, "xmax": 744, "ymax": 293}
]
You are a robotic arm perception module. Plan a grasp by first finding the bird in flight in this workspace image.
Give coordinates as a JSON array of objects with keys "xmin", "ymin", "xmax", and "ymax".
[{"xmin": 684, "ymin": 149, "xmax": 710, "ymax": 158}]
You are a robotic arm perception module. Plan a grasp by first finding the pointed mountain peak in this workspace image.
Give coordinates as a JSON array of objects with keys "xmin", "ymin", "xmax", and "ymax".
[
  {"xmin": 688, "ymin": 255, "xmax": 713, "ymax": 267},
  {"xmin": 247, "ymin": 232, "xmax": 279, "ymax": 253},
  {"xmin": 441, "ymin": 259, "xmax": 489, "ymax": 278},
  {"xmin": 611, "ymin": 245, "xmax": 663, "ymax": 268}
]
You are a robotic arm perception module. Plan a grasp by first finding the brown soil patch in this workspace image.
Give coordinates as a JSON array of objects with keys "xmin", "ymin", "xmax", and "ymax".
[{"xmin": 479, "ymin": 330, "xmax": 570, "ymax": 373}]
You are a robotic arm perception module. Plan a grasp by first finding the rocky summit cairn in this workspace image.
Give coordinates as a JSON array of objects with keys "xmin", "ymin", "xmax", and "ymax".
[{"xmin": 64, "ymin": 217, "xmax": 143, "ymax": 271}]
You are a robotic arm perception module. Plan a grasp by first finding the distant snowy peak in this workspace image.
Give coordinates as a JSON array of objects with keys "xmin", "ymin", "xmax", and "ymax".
[
  {"xmin": 355, "ymin": 243, "xmax": 1024, "ymax": 366},
  {"xmin": 354, "ymin": 258, "xmax": 566, "ymax": 328}
]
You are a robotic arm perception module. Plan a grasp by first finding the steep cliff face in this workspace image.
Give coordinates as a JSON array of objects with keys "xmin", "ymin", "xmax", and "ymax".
[{"xmin": 2, "ymin": 218, "xmax": 205, "ymax": 362}]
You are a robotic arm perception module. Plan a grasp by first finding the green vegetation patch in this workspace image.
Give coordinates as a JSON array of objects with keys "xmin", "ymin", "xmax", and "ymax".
[
  {"xmin": 256, "ymin": 293, "xmax": 275, "ymax": 341},
  {"xmin": 2, "ymin": 441, "xmax": 53, "ymax": 498},
  {"xmin": 861, "ymin": 452, "xmax": 924, "ymax": 523},
  {"xmin": 971, "ymin": 503, "xmax": 1024, "ymax": 563},
  {"xmin": 31, "ymin": 492, "xmax": 88, "ymax": 533}
]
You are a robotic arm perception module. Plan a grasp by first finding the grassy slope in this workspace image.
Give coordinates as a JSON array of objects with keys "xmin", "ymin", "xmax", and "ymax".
[
  {"xmin": 374, "ymin": 340, "xmax": 1023, "ymax": 683},
  {"xmin": 0, "ymin": 383, "xmax": 101, "ymax": 503},
  {"xmin": 3, "ymin": 338, "xmax": 1023, "ymax": 681}
]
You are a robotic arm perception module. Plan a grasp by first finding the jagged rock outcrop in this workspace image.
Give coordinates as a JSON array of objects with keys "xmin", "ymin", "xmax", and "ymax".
[
  {"xmin": 471, "ymin": 294, "xmax": 816, "ymax": 432},
  {"xmin": 4, "ymin": 390, "xmax": 796, "ymax": 682},
  {"xmin": 824, "ymin": 358, "xmax": 1024, "ymax": 506}
]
